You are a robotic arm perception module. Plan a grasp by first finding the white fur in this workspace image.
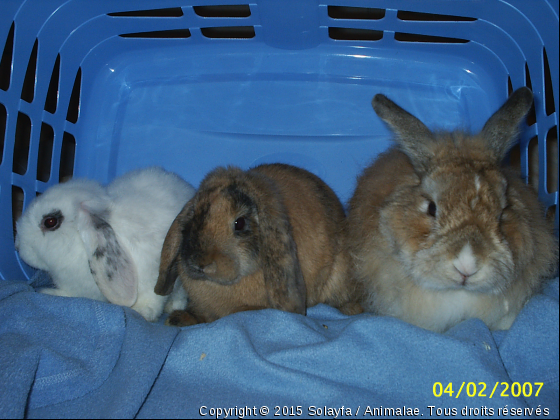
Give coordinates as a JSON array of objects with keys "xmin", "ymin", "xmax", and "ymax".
[
  {"xmin": 363, "ymin": 259, "xmax": 523, "ymax": 333},
  {"xmin": 453, "ymin": 243, "xmax": 478, "ymax": 280},
  {"xmin": 15, "ymin": 167, "xmax": 195, "ymax": 322}
]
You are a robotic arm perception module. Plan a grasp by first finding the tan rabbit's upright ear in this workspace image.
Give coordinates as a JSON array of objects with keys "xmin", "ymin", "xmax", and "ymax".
[
  {"xmin": 481, "ymin": 87, "xmax": 533, "ymax": 161},
  {"xmin": 252, "ymin": 177, "xmax": 307, "ymax": 316},
  {"xmin": 372, "ymin": 93, "xmax": 437, "ymax": 174},
  {"xmin": 155, "ymin": 204, "xmax": 190, "ymax": 296}
]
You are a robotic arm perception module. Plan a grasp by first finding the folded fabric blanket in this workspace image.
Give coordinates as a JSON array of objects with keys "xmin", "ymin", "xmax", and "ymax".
[{"xmin": 0, "ymin": 275, "xmax": 558, "ymax": 419}]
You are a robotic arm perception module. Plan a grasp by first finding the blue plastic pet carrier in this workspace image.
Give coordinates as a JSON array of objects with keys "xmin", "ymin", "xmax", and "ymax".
[{"xmin": 0, "ymin": 0, "xmax": 558, "ymax": 281}]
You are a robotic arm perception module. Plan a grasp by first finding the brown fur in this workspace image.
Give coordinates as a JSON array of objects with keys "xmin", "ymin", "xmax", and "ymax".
[
  {"xmin": 156, "ymin": 163, "xmax": 362, "ymax": 326},
  {"xmin": 347, "ymin": 89, "xmax": 558, "ymax": 332}
]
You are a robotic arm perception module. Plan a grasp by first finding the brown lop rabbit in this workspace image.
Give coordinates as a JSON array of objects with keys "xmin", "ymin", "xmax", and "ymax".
[
  {"xmin": 155, "ymin": 163, "xmax": 362, "ymax": 326},
  {"xmin": 347, "ymin": 87, "xmax": 558, "ymax": 333}
]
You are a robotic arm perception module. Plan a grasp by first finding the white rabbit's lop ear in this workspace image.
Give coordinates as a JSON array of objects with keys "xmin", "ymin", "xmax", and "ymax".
[{"xmin": 77, "ymin": 200, "xmax": 138, "ymax": 307}]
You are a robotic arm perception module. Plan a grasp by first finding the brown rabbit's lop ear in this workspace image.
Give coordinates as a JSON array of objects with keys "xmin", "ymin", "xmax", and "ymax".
[
  {"xmin": 372, "ymin": 94, "xmax": 437, "ymax": 173},
  {"xmin": 480, "ymin": 87, "xmax": 533, "ymax": 161},
  {"xmin": 155, "ymin": 202, "xmax": 192, "ymax": 296},
  {"xmin": 252, "ymin": 175, "xmax": 307, "ymax": 315}
]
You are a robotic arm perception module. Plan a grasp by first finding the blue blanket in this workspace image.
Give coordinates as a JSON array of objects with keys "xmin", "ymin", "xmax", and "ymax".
[{"xmin": 0, "ymin": 274, "xmax": 558, "ymax": 419}]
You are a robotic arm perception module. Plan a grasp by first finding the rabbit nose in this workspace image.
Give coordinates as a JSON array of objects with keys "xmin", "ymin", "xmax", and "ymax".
[
  {"xmin": 198, "ymin": 253, "xmax": 217, "ymax": 270},
  {"xmin": 453, "ymin": 243, "xmax": 479, "ymax": 284},
  {"xmin": 188, "ymin": 252, "xmax": 219, "ymax": 275},
  {"xmin": 202, "ymin": 261, "xmax": 217, "ymax": 275},
  {"xmin": 455, "ymin": 267, "xmax": 478, "ymax": 285}
]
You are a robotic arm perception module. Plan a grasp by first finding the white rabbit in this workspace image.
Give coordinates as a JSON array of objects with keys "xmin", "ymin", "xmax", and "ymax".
[{"xmin": 15, "ymin": 167, "xmax": 196, "ymax": 322}]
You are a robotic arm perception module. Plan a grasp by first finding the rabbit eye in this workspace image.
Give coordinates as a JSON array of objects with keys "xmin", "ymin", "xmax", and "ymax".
[
  {"xmin": 44, "ymin": 217, "xmax": 57, "ymax": 229},
  {"xmin": 234, "ymin": 217, "xmax": 246, "ymax": 231},
  {"xmin": 427, "ymin": 201, "xmax": 437, "ymax": 217},
  {"xmin": 41, "ymin": 211, "xmax": 64, "ymax": 232}
]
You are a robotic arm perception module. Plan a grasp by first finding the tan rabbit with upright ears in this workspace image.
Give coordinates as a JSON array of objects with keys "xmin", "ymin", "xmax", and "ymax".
[
  {"xmin": 348, "ymin": 87, "xmax": 558, "ymax": 333},
  {"xmin": 155, "ymin": 163, "xmax": 362, "ymax": 326}
]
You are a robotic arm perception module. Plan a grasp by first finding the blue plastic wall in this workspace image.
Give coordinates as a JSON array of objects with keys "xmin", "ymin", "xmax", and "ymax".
[{"xmin": 0, "ymin": 0, "xmax": 558, "ymax": 281}]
